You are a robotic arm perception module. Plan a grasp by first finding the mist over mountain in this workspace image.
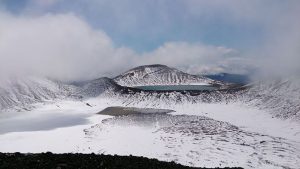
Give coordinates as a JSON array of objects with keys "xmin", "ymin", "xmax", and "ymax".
[
  {"xmin": 205, "ymin": 73, "xmax": 251, "ymax": 85},
  {"xmin": 1, "ymin": 64, "xmax": 299, "ymax": 122},
  {"xmin": 0, "ymin": 76, "xmax": 75, "ymax": 111}
]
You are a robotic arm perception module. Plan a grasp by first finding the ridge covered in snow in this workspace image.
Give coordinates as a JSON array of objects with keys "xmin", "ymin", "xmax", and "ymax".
[
  {"xmin": 0, "ymin": 77, "xmax": 119, "ymax": 111},
  {"xmin": 1, "ymin": 65, "xmax": 300, "ymax": 123},
  {"xmin": 0, "ymin": 77, "xmax": 76, "ymax": 111},
  {"xmin": 243, "ymin": 76, "xmax": 300, "ymax": 121},
  {"xmin": 114, "ymin": 64, "xmax": 223, "ymax": 87},
  {"xmin": 0, "ymin": 65, "xmax": 229, "ymax": 112},
  {"xmin": 74, "ymin": 77, "xmax": 122, "ymax": 98}
]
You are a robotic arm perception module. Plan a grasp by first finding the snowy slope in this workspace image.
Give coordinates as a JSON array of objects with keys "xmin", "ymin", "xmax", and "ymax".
[
  {"xmin": 1, "ymin": 66, "xmax": 299, "ymax": 123},
  {"xmin": 113, "ymin": 73, "xmax": 300, "ymax": 122},
  {"xmin": 0, "ymin": 77, "xmax": 76, "ymax": 111},
  {"xmin": 111, "ymin": 89, "xmax": 243, "ymax": 108},
  {"xmin": 75, "ymin": 77, "xmax": 122, "ymax": 98},
  {"xmin": 114, "ymin": 64, "xmax": 223, "ymax": 87},
  {"xmin": 242, "ymin": 77, "xmax": 300, "ymax": 121},
  {"xmin": 85, "ymin": 113, "xmax": 300, "ymax": 169},
  {"xmin": 0, "ymin": 77, "xmax": 121, "ymax": 111}
]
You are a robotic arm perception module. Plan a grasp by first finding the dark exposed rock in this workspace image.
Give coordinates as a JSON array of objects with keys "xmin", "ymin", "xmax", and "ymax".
[{"xmin": 0, "ymin": 153, "xmax": 243, "ymax": 169}]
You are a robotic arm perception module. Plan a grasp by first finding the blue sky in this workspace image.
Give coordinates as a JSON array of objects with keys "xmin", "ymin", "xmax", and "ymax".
[{"xmin": 0, "ymin": 0, "xmax": 299, "ymax": 80}]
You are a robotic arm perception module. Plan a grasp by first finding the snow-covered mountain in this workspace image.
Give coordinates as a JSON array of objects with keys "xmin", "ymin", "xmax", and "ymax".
[
  {"xmin": 0, "ymin": 77, "xmax": 75, "ymax": 111},
  {"xmin": 114, "ymin": 64, "xmax": 224, "ymax": 87},
  {"xmin": 0, "ymin": 65, "xmax": 236, "ymax": 111},
  {"xmin": 1, "ymin": 65, "xmax": 299, "ymax": 122},
  {"xmin": 1, "ymin": 66, "xmax": 300, "ymax": 169}
]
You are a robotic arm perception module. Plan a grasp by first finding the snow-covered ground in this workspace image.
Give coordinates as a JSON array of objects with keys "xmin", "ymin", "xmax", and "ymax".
[
  {"xmin": 171, "ymin": 102, "xmax": 300, "ymax": 142},
  {"xmin": 0, "ymin": 97, "xmax": 299, "ymax": 169}
]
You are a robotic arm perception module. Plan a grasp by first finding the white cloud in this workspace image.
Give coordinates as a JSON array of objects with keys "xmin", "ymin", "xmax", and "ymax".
[
  {"xmin": 0, "ymin": 12, "xmax": 250, "ymax": 81},
  {"xmin": 183, "ymin": 0, "xmax": 300, "ymax": 76},
  {"xmin": 141, "ymin": 42, "xmax": 245, "ymax": 74},
  {"xmin": 0, "ymin": 0, "xmax": 298, "ymax": 84},
  {"xmin": 0, "ymin": 12, "xmax": 138, "ymax": 81}
]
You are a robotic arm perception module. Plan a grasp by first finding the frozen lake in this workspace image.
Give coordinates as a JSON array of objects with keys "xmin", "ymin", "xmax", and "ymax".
[{"xmin": 0, "ymin": 111, "xmax": 89, "ymax": 134}]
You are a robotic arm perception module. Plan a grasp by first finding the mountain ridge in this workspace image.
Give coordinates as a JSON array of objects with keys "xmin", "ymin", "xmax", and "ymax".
[
  {"xmin": 114, "ymin": 64, "xmax": 224, "ymax": 87},
  {"xmin": 0, "ymin": 77, "xmax": 76, "ymax": 111},
  {"xmin": 1, "ymin": 65, "xmax": 299, "ymax": 122}
]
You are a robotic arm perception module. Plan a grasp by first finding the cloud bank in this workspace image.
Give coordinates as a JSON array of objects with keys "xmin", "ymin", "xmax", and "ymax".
[
  {"xmin": 0, "ymin": 1, "xmax": 299, "ymax": 81},
  {"xmin": 0, "ymin": 12, "xmax": 242, "ymax": 81},
  {"xmin": 0, "ymin": 13, "xmax": 135, "ymax": 81}
]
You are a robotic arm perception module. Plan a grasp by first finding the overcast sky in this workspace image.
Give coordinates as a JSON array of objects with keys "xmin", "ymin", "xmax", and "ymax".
[{"xmin": 0, "ymin": 0, "xmax": 299, "ymax": 81}]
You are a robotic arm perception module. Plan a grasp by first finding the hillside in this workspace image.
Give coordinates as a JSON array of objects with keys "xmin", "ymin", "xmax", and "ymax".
[{"xmin": 114, "ymin": 64, "xmax": 223, "ymax": 87}]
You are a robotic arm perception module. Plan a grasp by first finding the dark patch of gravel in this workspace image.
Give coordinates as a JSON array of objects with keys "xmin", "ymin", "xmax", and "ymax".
[{"xmin": 0, "ymin": 152, "xmax": 243, "ymax": 169}]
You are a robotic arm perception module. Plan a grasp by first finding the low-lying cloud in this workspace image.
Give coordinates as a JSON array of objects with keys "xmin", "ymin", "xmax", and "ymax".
[
  {"xmin": 0, "ymin": 12, "xmax": 243, "ymax": 81},
  {"xmin": 1, "ymin": 0, "xmax": 299, "ymax": 81},
  {"xmin": 0, "ymin": 13, "xmax": 135, "ymax": 81},
  {"xmin": 141, "ymin": 42, "xmax": 248, "ymax": 74}
]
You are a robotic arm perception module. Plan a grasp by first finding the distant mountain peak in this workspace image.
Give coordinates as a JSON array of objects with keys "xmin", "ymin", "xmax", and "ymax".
[{"xmin": 114, "ymin": 64, "xmax": 223, "ymax": 87}]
